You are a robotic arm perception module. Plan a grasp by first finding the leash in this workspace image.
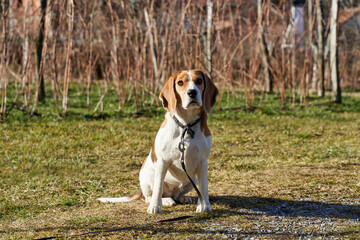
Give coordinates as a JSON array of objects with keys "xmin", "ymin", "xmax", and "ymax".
[
  {"xmin": 35, "ymin": 114, "xmax": 205, "ymax": 240},
  {"xmin": 172, "ymin": 113, "xmax": 204, "ymax": 204},
  {"xmin": 35, "ymin": 215, "xmax": 195, "ymax": 240}
]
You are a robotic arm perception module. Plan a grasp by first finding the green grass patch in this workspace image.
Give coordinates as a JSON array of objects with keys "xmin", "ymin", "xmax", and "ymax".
[
  {"xmin": 1, "ymin": 86, "xmax": 359, "ymax": 239},
  {"xmin": 67, "ymin": 216, "xmax": 108, "ymax": 227}
]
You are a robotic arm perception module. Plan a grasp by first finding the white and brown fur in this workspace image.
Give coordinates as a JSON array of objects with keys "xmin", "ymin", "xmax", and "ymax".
[{"xmin": 98, "ymin": 70, "xmax": 218, "ymax": 214}]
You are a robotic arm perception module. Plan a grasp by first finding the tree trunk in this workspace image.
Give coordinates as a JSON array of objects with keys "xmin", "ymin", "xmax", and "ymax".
[
  {"xmin": 290, "ymin": 4, "xmax": 296, "ymax": 104},
  {"xmin": 315, "ymin": 0, "xmax": 325, "ymax": 97},
  {"xmin": 330, "ymin": 0, "xmax": 341, "ymax": 103},
  {"xmin": 86, "ymin": 4, "xmax": 95, "ymax": 111},
  {"xmin": 0, "ymin": 0, "xmax": 9, "ymax": 116},
  {"xmin": 308, "ymin": 0, "xmax": 315, "ymax": 95},
  {"xmin": 35, "ymin": 0, "xmax": 48, "ymax": 103},
  {"xmin": 257, "ymin": 0, "xmax": 272, "ymax": 93},
  {"xmin": 206, "ymin": 0, "xmax": 213, "ymax": 79},
  {"xmin": 33, "ymin": 0, "xmax": 50, "ymax": 113},
  {"xmin": 22, "ymin": 2, "xmax": 29, "ymax": 107},
  {"xmin": 50, "ymin": 0, "xmax": 61, "ymax": 114},
  {"xmin": 144, "ymin": 7, "xmax": 158, "ymax": 86},
  {"xmin": 107, "ymin": 0, "xmax": 122, "ymax": 110},
  {"xmin": 8, "ymin": 0, "xmax": 13, "ymax": 38},
  {"xmin": 62, "ymin": 0, "xmax": 74, "ymax": 114}
]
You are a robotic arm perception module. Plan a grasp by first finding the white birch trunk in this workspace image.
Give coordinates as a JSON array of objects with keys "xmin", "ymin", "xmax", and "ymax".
[
  {"xmin": 22, "ymin": 4, "xmax": 29, "ymax": 99},
  {"xmin": 62, "ymin": 0, "xmax": 74, "ymax": 114},
  {"xmin": 206, "ymin": 0, "xmax": 213, "ymax": 79},
  {"xmin": 330, "ymin": 0, "xmax": 341, "ymax": 103},
  {"xmin": 290, "ymin": 4, "xmax": 296, "ymax": 102},
  {"xmin": 308, "ymin": 0, "xmax": 316, "ymax": 94},
  {"xmin": 315, "ymin": 0, "xmax": 324, "ymax": 97}
]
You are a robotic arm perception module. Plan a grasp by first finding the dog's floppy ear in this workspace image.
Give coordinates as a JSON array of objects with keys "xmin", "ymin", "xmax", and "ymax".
[
  {"xmin": 202, "ymin": 72, "xmax": 219, "ymax": 114},
  {"xmin": 159, "ymin": 72, "xmax": 179, "ymax": 115}
]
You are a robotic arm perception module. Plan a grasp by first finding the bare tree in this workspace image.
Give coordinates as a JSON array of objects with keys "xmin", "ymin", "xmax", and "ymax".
[
  {"xmin": 300, "ymin": 0, "xmax": 314, "ymax": 104},
  {"xmin": 33, "ymin": 0, "xmax": 50, "ymax": 113},
  {"xmin": 315, "ymin": 0, "xmax": 325, "ymax": 97},
  {"xmin": 257, "ymin": 0, "xmax": 272, "ymax": 93},
  {"xmin": 0, "ymin": 0, "xmax": 9, "ymax": 116},
  {"xmin": 144, "ymin": 6, "xmax": 159, "ymax": 86},
  {"xmin": 206, "ymin": 0, "xmax": 213, "ymax": 79},
  {"xmin": 35, "ymin": 0, "xmax": 48, "ymax": 104},
  {"xmin": 62, "ymin": 0, "xmax": 74, "ymax": 114},
  {"xmin": 330, "ymin": 0, "xmax": 341, "ymax": 103},
  {"xmin": 21, "ymin": 1, "xmax": 30, "ymax": 108},
  {"xmin": 86, "ymin": 3, "xmax": 95, "ymax": 111},
  {"xmin": 3, "ymin": 0, "xmax": 359, "ymax": 118},
  {"xmin": 49, "ymin": 0, "xmax": 62, "ymax": 114},
  {"xmin": 107, "ymin": 0, "xmax": 123, "ymax": 110}
]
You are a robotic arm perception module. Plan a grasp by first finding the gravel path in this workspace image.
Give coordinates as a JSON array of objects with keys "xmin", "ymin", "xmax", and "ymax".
[{"xmin": 204, "ymin": 197, "xmax": 360, "ymax": 239}]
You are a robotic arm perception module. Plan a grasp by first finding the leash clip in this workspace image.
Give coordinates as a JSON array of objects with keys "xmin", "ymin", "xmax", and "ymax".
[{"xmin": 178, "ymin": 141, "xmax": 185, "ymax": 152}]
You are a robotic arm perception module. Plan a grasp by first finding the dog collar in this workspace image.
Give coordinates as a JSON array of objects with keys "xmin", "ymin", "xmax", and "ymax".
[{"xmin": 172, "ymin": 113, "xmax": 204, "ymax": 139}]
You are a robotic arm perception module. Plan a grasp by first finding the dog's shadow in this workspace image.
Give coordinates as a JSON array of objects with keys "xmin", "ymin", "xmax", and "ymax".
[{"xmin": 209, "ymin": 195, "xmax": 360, "ymax": 220}]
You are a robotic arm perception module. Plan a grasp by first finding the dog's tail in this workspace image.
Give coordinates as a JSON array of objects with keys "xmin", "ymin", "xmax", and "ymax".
[{"xmin": 97, "ymin": 191, "xmax": 143, "ymax": 203}]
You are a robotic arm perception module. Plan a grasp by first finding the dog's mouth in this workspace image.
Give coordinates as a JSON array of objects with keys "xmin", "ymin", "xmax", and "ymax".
[{"xmin": 186, "ymin": 101, "xmax": 201, "ymax": 108}]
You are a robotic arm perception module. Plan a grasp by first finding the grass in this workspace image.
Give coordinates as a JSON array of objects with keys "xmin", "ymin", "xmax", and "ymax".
[{"xmin": 0, "ymin": 84, "xmax": 359, "ymax": 239}]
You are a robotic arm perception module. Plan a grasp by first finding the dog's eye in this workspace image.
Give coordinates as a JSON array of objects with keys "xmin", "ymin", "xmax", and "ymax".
[
  {"xmin": 195, "ymin": 78, "xmax": 202, "ymax": 85},
  {"xmin": 178, "ymin": 80, "xmax": 184, "ymax": 86}
]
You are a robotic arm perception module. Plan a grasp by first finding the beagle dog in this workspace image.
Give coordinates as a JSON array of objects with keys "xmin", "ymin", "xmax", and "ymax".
[{"xmin": 98, "ymin": 69, "xmax": 218, "ymax": 214}]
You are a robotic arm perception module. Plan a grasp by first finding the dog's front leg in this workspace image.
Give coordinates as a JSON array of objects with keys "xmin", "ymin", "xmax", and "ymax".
[
  {"xmin": 147, "ymin": 160, "xmax": 168, "ymax": 214},
  {"xmin": 196, "ymin": 159, "xmax": 211, "ymax": 213}
]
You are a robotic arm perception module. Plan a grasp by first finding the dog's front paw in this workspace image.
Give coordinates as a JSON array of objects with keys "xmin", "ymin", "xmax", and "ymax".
[
  {"xmin": 147, "ymin": 205, "xmax": 162, "ymax": 214},
  {"xmin": 196, "ymin": 203, "xmax": 211, "ymax": 213}
]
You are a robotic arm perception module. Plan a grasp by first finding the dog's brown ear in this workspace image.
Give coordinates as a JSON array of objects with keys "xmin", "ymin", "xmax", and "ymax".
[
  {"xmin": 202, "ymin": 72, "xmax": 219, "ymax": 114},
  {"xmin": 159, "ymin": 72, "xmax": 179, "ymax": 115}
]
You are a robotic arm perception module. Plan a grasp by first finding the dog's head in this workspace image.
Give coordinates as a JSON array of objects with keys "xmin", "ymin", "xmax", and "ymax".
[{"xmin": 160, "ymin": 70, "xmax": 218, "ymax": 115}]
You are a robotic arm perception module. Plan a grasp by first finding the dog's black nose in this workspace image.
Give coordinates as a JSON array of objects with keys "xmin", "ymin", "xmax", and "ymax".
[{"xmin": 187, "ymin": 89, "xmax": 197, "ymax": 98}]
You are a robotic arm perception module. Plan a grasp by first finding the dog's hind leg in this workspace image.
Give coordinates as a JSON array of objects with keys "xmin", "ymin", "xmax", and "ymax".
[{"xmin": 162, "ymin": 197, "xmax": 176, "ymax": 206}]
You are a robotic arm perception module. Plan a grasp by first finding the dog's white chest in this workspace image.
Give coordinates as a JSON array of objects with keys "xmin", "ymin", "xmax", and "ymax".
[
  {"xmin": 154, "ymin": 120, "xmax": 211, "ymax": 183},
  {"xmin": 157, "ymin": 120, "xmax": 210, "ymax": 158}
]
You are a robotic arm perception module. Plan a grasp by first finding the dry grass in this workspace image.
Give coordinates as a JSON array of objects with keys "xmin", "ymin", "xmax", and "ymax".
[{"xmin": 1, "ymin": 94, "xmax": 360, "ymax": 239}]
